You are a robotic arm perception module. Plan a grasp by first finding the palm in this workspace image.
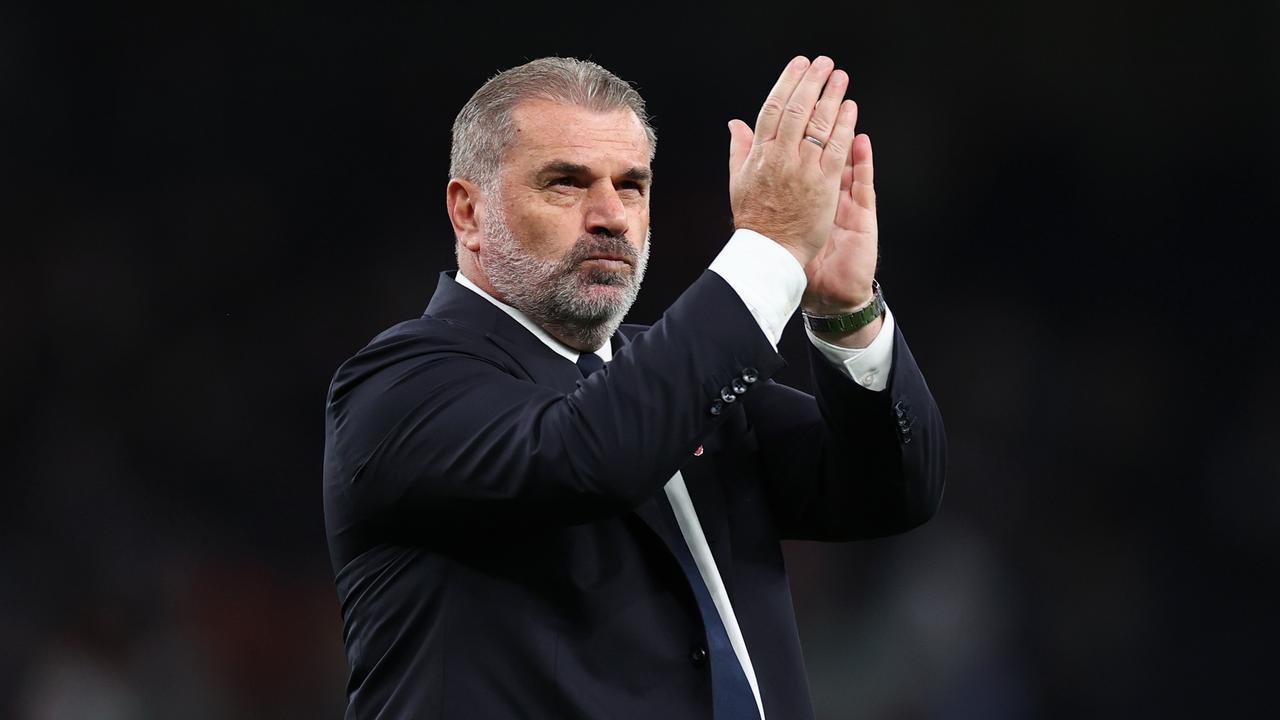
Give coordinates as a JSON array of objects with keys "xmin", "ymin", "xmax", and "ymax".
[{"xmin": 804, "ymin": 134, "xmax": 878, "ymax": 313}]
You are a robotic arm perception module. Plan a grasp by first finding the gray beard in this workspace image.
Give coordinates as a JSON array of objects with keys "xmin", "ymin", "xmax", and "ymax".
[{"xmin": 480, "ymin": 203, "xmax": 650, "ymax": 352}]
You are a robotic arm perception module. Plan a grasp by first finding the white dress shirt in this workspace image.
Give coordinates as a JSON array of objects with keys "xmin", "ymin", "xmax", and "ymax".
[{"xmin": 456, "ymin": 228, "xmax": 895, "ymax": 719}]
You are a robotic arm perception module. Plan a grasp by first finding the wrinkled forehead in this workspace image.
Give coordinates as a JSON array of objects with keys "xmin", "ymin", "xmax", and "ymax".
[{"xmin": 501, "ymin": 99, "xmax": 652, "ymax": 174}]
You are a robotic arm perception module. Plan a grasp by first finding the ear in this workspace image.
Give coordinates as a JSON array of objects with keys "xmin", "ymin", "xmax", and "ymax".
[{"xmin": 446, "ymin": 178, "xmax": 485, "ymax": 252}]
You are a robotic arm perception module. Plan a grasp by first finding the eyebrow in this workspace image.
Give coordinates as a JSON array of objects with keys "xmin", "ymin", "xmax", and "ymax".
[{"xmin": 537, "ymin": 160, "xmax": 652, "ymax": 183}]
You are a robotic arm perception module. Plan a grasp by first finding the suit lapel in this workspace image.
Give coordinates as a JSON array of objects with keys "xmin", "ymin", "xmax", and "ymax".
[{"xmin": 495, "ymin": 338, "xmax": 582, "ymax": 394}]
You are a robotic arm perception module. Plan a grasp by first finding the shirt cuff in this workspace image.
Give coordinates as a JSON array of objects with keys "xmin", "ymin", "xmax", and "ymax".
[
  {"xmin": 708, "ymin": 228, "xmax": 806, "ymax": 350},
  {"xmin": 805, "ymin": 306, "xmax": 896, "ymax": 391}
]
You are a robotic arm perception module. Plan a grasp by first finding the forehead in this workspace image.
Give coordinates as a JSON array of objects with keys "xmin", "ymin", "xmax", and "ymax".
[{"xmin": 503, "ymin": 99, "xmax": 651, "ymax": 172}]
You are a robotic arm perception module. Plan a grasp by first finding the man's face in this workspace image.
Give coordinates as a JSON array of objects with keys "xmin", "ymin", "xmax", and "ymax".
[{"xmin": 478, "ymin": 99, "xmax": 652, "ymax": 349}]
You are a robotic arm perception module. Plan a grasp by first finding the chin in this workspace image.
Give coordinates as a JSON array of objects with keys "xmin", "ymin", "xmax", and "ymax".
[
  {"xmin": 584, "ymin": 273, "xmax": 636, "ymax": 292},
  {"xmin": 561, "ymin": 278, "xmax": 635, "ymax": 319}
]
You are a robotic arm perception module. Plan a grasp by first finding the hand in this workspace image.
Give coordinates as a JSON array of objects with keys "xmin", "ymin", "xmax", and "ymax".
[
  {"xmin": 727, "ymin": 56, "xmax": 860, "ymax": 268},
  {"xmin": 803, "ymin": 132, "xmax": 879, "ymax": 316}
]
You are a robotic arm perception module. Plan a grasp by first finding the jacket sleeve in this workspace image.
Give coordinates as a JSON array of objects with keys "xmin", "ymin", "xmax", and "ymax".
[
  {"xmin": 746, "ymin": 324, "xmax": 947, "ymax": 541},
  {"xmin": 323, "ymin": 271, "xmax": 784, "ymax": 542}
]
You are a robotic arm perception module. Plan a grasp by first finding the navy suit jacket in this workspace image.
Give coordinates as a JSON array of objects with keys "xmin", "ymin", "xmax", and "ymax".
[{"xmin": 323, "ymin": 269, "xmax": 946, "ymax": 719}]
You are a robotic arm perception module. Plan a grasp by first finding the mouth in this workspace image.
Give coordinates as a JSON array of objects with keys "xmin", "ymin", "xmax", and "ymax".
[{"xmin": 581, "ymin": 255, "xmax": 632, "ymax": 272}]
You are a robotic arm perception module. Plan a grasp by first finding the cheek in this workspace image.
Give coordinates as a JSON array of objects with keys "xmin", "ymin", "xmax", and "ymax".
[
  {"xmin": 510, "ymin": 208, "xmax": 580, "ymax": 258},
  {"xmin": 630, "ymin": 210, "xmax": 649, "ymax": 245},
  {"xmin": 626, "ymin": 200, "xmax": 648, "ymax": 228}
]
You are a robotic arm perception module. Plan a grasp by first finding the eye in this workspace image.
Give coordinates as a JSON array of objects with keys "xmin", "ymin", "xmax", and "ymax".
[
  {"xmin": 548, "ymin": 176, "xmax": 579, "ymax": 188},
  {"xmin": 617, "ymin": 181, "xmax": 646, "ymax": 196}
]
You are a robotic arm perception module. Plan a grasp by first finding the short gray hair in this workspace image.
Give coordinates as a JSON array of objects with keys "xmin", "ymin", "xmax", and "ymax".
[{"xmin": 450, "ymin": 57, "xmax": 657, "ymax": 190}]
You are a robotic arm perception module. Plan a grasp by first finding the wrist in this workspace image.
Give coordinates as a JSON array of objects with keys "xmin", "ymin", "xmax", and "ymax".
[
  {"xmin": 801, "ymin": 277, "xmax": 877, "ymax": 315},
  {"xmin": 733, "ymin": 220, "xmax": 818, "ymax": 267},
  {"xmin": 801, "ymin": 285, "xmax": 875, "ymax": 316},
  {"xmin": 779, "ymin": 243, "xmax": 815, "ymax": 269},
  {"xmin": 801, "ymin": 279, "xmax": 884, "ymax": 336}
]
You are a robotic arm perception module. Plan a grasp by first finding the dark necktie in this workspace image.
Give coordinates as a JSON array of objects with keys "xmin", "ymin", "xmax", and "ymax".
[
  {"xmin": 575, "ymin": 352, "xmax": 760, "ymax": 719},
  {"xmin": 575, "ymin": 351, "xmax": 605, "ymax": 377}
]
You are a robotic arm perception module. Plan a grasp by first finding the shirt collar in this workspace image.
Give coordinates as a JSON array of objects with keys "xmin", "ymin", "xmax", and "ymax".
[{"xmin": 455, "ymin": 270, "xmax": 613, "ymax": 364}]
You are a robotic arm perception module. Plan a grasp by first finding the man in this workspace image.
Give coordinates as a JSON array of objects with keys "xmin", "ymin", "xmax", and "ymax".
[{"xmin": 323, "ymin": 55, "xmax": 945, "ymax": 719}]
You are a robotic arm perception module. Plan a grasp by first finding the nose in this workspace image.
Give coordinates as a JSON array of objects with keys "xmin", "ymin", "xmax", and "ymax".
[{"xmin": 583, "ymin": 181, "xmax": 629, "ymax": 237}]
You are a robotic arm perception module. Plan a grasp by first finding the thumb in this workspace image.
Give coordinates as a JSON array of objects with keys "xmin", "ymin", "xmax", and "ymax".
[{"xmin": 727, "ymin": 119, "xmax": 753, "ymax": 178}]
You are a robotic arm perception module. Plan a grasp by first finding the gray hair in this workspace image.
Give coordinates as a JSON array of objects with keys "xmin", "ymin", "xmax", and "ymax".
[{"xmin": 449, "ymin": 57, "xmax": 657, "ymax": 190}]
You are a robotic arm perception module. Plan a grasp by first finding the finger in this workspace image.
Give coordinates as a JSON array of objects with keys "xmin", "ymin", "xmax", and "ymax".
[
  {"xmin": 727, "ymin": 119, "xmax": 754, "ymax": 178},
  {"xmin": 851, "ymin": 133, "xmax": 875, "ymax": 208},
  {"xmin": 776, "ymin": 56, "xmax": 835, "ymax": 147},
  {"xmin": 753, "ymin": 56, "xmax": 810, "ymax": 145},
  {"xmin": 852, "ymin": 133, "xmax": 874, "ymax": 186},
  {"xmin": 801, "ymin": 69, "xmax": 848, "ymax": 150},
  {"xmin": 821, "ymin": 100, "xmax": 859, "ymax": 177}
]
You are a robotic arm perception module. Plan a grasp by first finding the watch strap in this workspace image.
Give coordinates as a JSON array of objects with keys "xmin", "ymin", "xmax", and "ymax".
[{"xmin": 802, "ymin": 280, "xmax": 884, "ymax": 334}]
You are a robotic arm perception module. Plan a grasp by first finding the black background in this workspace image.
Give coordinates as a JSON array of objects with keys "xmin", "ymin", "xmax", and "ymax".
[{"xmin": 4, "ymin": 2, "xmax": 1277, "ymax": 718}]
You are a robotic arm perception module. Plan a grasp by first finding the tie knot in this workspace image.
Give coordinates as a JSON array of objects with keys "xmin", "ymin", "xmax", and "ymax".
[{"xmin": 575, "ymin": 352, "xmax": 605, "ymax": 377}]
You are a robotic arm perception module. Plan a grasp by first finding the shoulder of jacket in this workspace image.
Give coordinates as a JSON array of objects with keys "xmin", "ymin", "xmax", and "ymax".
[{"xmin": 328, "ymin": 316, "xmax": 505, "ymax": 397}]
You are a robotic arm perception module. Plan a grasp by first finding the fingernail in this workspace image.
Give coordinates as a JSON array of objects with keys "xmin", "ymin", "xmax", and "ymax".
[{"xmin": 790, "ymin": 56, "xmax": 809, "ymax": 71}]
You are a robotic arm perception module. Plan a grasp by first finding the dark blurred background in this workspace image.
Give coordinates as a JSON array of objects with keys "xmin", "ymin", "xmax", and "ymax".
[{"xmin": 3, "ymin": 2, "xmax": 1277, "ymax": 718}]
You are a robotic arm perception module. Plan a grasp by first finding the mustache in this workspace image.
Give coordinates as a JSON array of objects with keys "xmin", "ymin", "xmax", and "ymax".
[{"xmin": 560, "ymin": 233, "xmax": 639, "ymax": 268}]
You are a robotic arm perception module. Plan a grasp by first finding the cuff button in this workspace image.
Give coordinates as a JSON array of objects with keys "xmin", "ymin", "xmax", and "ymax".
[{"xmin": 741, "ymin": 367, "xmax": 759, "ymax": 384}]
